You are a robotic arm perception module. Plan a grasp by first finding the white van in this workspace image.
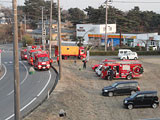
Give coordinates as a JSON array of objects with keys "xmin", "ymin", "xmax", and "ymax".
[{"xmin": 118, "ymin": 49, "xmax": 132, "ymax": 58}]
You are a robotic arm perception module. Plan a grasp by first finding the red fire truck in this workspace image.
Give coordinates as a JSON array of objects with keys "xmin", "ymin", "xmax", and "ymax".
[
  {"xmin": 101, "ymin": 61, "xmax": 143, "ymax": 80},
  {"xmin": 34, "ymin": 52, "xmax": 53, "ymax": 70},
  {"xmin": 21, "ymin": 49, "xmax": 27, "ymax": 60},
  {"xmin": 27, "ymin": 49, "xmax": 42, "ymax": 65},
  {"xmin": 55, "ymin": 46, "xmax": 86, "ymax": 59}
]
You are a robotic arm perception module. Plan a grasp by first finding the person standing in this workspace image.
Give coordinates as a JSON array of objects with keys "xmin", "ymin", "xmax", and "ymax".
[
  {"xmin": 82, "ymin": 58, "xmax": 87, "ymax": 69},
  {"xmin": 57, "ymin": 55, "xmax": 59, "ymax": 66}
]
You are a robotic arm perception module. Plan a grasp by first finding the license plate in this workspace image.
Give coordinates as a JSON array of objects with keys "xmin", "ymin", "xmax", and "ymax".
[
  {"xmin": 43, "ymin": 67, "xmax": 46, "ymax": 69},
  {"xmin": 42, "ymin": 62, "xmax": 46, "ymax": 65}
]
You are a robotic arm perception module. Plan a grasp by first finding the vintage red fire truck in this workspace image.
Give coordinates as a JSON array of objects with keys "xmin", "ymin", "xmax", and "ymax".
[
  {"xmin": 21, "ymin": 49, "xmax": 27, "ymax": 60},
  {"xmin": 27, "ymin": 49, "xmax": 42, "ymax": 65},
  {"xmin": 101, "ymin": 61, "xmax": 144, "ymax": 80},
  {"xmin": 34, "ymin": 52, "xmax": 53, "ymax": 70},
  {"xmin": 55, "ymin": 46, "xmax": 86, "ymax": 59},
  {"xmin": 92, "ymin": 59, "xmax": 116, "ymax": 71}
]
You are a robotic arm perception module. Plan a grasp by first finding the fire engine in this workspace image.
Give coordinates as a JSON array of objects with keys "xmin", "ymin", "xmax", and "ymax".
[
  {"xmin": 27, "ymin": 49, "xmax": 42, "ymax": 65},
  {"xmin": 55, "ymin": 46, "xmax": 86, "ymax": 59},
  {"xmin": 21, "ymin": 49, "xmax": 27, "ymax": 60},
  {"xmin": 34, "ymin": 52, "xmax": 53, "ymax": 70},
  {"xmin": 101, "ymin": 61, "xmax": 143, "ymax": 80}
]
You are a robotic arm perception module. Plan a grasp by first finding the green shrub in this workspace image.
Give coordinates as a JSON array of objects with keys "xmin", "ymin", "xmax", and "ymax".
[
  {"xmin": 22, "ymin": 34, "xmax": 34, "ymax": 47},
  {"xmin": 90, "ymin": 51, "xmax": 160, "ymax": 56}
]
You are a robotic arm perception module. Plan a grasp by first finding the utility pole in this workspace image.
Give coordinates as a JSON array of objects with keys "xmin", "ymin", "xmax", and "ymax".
[
  {"xmin": 13, "ymin": 0, "xmax": 20, "ymax": 119},
  {"xmin": 49, "ymin": 0, "xmax": 53, "ymax": 58},
  {"xmin": 42, "ymin": 7, "xmax": 45, "ymax": 49},
  {"xmin": 24, "ymin": 15, "xmax": 26, "ymax": 33},
  {"xmin": 57, "ymin": 0, "xmax": 62, "ymax": 79},
  {"xmin": 105, "ymin": 0, "xmax": 108, "ymax": 52}
]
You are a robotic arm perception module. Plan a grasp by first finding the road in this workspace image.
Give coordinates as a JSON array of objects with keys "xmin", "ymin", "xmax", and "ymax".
[{"xmin": 0, "ymin": 44, "xmax": 58, "ymax": 120}]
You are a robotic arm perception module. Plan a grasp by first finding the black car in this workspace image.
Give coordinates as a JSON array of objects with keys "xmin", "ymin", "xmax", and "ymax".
[
  {"xmin": 102, "ymin": 81, "xmax": 140, "ymax": 97},
  {"xmin": 123, "ymin": 91, "xmax": 159, "ymax": 109}
]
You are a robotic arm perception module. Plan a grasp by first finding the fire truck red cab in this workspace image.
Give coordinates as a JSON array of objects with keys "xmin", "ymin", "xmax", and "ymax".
[
  {"xmin": 34, "ymin": 52, "xmax": 52, "ymax": 70},
  {"xmin": 27, "ymin": 49, "xmax": 42, "ymax": 65},
  {"xmin": 101, "ymin": 61, "xmax": 143, "ymax": 80},
  {"xmin": 21, "ymin": 49, "xmax": 27, "ymax": 60}
]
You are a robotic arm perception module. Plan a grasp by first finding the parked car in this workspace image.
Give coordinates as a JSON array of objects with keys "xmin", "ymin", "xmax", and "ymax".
[
  {"xmin": 102, "ymin": 81, "xmax": 140, "ymax": 97},
  {"xmin": 95, "ymin": 65, "xmax": 103, "ymax": 76},
  {"xmin": 120, "ymin": 52, "xmax": 138, "ymax": 60},
  {"xmin": 118, "ymin": 49, "xmax": 132, "ymax": 58},
  {"xmin": 123, "ymin": 91, "xmax": 159, "ymax": 109}
]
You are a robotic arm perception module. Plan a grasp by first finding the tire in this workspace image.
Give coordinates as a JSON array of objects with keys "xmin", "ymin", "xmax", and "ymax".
[
  {"xmin": 108, "ymin": 92, "xmax": 113, "ymax": 97},
  {"xmin": 126, "ymin": 75, "xmax": 132, "ymax": 80},
  {"xmin": 131, "ymin": 91, "xmax": 135, "ymax": 95},
  {"xmin": 134, "ymin": 57, "xmax": 137, "ymax": 60},
  {"xmin": 127, "ymin": 104, "xmax": 133, "ymax": 110},
  {"xmin": 152, "ymin": 103, "xmax": 158, "ymax": 109},
  {"xmin": 123, "ymin": 57, "xmax": 126, "ymax": 60}
]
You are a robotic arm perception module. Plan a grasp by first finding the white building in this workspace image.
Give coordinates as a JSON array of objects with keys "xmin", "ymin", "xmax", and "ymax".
[{"xmin": 76, "ymin": 24, "xmax": 116, "ymax": 44}]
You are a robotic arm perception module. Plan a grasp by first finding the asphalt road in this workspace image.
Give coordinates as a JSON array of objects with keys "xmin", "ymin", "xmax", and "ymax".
[{"xmin": 0, "ymin": 44, "xmax": 57, "ymax": 120}]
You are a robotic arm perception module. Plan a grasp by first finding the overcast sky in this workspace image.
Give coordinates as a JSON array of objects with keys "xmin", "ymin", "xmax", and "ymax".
[{"xmin": 1, "ymin": 0, "xmax": 160, "ymax": 13}]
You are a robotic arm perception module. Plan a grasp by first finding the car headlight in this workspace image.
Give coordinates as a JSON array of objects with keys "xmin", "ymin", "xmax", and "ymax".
[
  {"xmin": 38, "ymin": 65, "xmax": 42, "ymax": 67},
  {"xmin": 124, "ymin": 100, "xmax": 128, "ymax": 103},
  {"xmin": 47, "ymin": 64, "xmax": 50, "ymax": 67},
  {"xmin": 104, "ymin": 90, "xmax": 108, "ymax": 92}
]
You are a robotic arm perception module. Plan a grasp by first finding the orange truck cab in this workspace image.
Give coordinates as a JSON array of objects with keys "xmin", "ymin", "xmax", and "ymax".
[
  {"xmin": 21, "ymin": 49, "xmax": 27, "ymax": 60},
  {"xmin": 101, "ymin": 61, "xmax": 144, "ymax": 80},
  {"xmin": 34, "ymin": 52, "xmax": 52, "ymax": 70},
  {"xmin": 27, "ymin": 49, "xmax": 42, "ymax": 65},
  {"xmin": 55, "ymin": 46, "xmax": 86, "ymax": 59}
]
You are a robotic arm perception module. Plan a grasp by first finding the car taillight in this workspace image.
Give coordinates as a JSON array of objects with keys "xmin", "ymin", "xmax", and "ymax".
[{"xmin": 137, "ymin": 86, "xmax": 140, "ymax": 91}]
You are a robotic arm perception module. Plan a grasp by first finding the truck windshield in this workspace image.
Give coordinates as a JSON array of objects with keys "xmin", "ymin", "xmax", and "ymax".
[{"xmin": 38, "ymin": 57, "xmax": 49, "ymax": 62}]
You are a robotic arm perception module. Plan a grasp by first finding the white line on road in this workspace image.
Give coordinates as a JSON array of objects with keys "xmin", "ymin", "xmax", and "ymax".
[
  {"xmin": 37, "ymin": 70, "xmax": 51, "ymax": 96},
  {"xmin": 0, "ymin": 64, "xmax": 7, "ymax": 81},
  {"xmin": 5, "ymin": 70, "xmax": 52, "ymax": 120},
  {"xmin": 7, "ymin": 61, "xmax": 29, "ymax": 96}
]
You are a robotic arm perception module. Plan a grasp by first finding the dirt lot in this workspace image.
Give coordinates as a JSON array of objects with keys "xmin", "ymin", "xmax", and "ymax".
[{"xmin": 24, "ymin": 56, "xmax": 160, "ymax": 120}]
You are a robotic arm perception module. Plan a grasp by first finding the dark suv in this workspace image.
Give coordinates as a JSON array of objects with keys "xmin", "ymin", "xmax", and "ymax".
[
  {"xmin": 102, "ymin": 81, "xmax": 140, "ymax": 97},
  {"xmin": 123, "ymin": 91, "xmax": 159, "ymax": 109}
]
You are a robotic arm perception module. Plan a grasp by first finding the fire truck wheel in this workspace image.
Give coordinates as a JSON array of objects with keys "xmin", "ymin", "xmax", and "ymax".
[
  {"xmin": 126, "ymin": 75, "xmax": 132, "ymax": 80},
  {"xmin": 108, "ymin": 92, "xmax": 113, "ymax": 97}
]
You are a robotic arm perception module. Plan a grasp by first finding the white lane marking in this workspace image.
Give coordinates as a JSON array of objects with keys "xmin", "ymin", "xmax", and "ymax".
[
  {"xmin": 4, "ymin": 62, "xmax": 8, "ymax": 64},
  {"xmin": 7, "ymin": 90, "xmax": 14, "ymax": 96},
  {"xmin": 7, "ymin": 61, "xmax": 29, "ymax": 96},
  {"xmin": 9, "ymin": 61, "xmax": 12, "ymax": 64},
  {"xmin": 0, "ymin": 64, "xmax": 7, "ymax": 81},
  {"xmin": 5, "ymin": 70, "xmax": 52, "ymax": 120},
  {"xmin": 37, "ymin": 70, "xmax": 51, "ymax": 97},
  {"xmin": 20, "ymin": 61, "xmax": 29, "ymax": 85},
  {"xmin": 20, "ymin": 97, "xmax": 37, "ymax": 111}
]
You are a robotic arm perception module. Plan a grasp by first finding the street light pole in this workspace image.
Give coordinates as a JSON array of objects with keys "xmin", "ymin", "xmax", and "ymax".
[
  {"xmin": 49, "ymin": 0, "xmax": 53, "ymax": 58},
  {"xmin": 12, "ymin": 0, "xmax": 20, "ymax": 119},
  {"xmin": 105, "ymin": 0, "xmax": 108, "ymax": 52},
  {"xmin": 57, "ymin": 0, "xmax": 62, "ymax": 79}
]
